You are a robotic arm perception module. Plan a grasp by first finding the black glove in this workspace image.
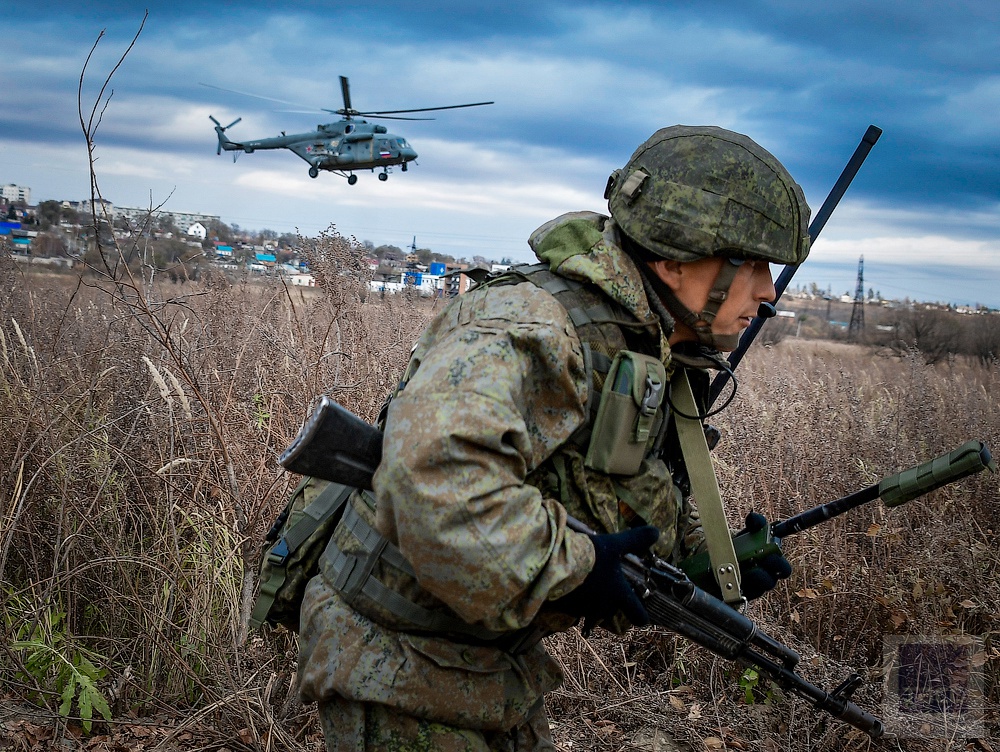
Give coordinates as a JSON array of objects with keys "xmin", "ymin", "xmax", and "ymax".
[
  {"xmin": 740, "ymin": 512, "xmax": 792, "ymax": 600},
  {"xmin": 553, "ymin": 525, "xmax": 659, "ymax": 626}
]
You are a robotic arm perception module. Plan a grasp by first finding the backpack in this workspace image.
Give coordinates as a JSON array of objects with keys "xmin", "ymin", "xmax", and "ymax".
[{"xmin": 249, "ymin": 477, "xmax": 354, "ymax": 632}]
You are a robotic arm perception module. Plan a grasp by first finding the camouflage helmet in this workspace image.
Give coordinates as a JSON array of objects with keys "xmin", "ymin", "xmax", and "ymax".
[{"xmin": 606, "ymin": 126, "xmax": 810, "ymax": 265}]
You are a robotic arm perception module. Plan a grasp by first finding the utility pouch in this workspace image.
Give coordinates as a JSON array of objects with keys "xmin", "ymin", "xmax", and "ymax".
[
  {"xmin": 250, "ymin": 477, "xmax": 354, "ymax": 632},
  {"xmin": 585, "ymin": 350, "xmax": 667, "ymax": 475}
]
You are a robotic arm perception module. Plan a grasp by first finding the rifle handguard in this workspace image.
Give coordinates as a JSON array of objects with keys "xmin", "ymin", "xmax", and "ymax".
[{"xmin": 879, "ymin": 440, "xmax": 995, "ymax": 507}]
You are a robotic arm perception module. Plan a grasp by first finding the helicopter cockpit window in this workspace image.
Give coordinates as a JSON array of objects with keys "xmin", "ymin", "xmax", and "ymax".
[{"xmin": 397, "ymin": 139, "xmax": 409, "ymax": 148}]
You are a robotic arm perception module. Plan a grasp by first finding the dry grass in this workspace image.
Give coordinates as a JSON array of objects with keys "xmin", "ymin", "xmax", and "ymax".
[
  {"xmin": 1, "ymin": 256, "xmax": 996, "ymax": 750},
  {"xmin": 0, "ymin": 237, "xmax": 438, "ymax": 748},
  {"xmin": 546, "ymin": 338, "xmax": 998, "ymax": 751}
]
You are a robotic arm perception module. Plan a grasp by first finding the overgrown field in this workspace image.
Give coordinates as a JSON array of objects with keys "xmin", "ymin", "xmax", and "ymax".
[
  {"xmin": 548, "ymin": 339, "xmax": 998, "ymax": 751},
  {"xmin": 1, "ymin": 244, "xmax": 996, "ymax": 752}
]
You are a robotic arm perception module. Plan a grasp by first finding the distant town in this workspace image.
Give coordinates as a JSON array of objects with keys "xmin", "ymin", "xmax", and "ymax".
[
  {"xmin": 0, "ymin": 182, "xmax": 520, "ymax": 298},
  {"xmin": 1, "ymin": 181, "xmax": 996, "ymax": 316}
]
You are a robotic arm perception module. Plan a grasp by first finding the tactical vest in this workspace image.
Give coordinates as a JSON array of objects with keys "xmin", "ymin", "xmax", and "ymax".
[
  {"xmin": 318, "ymin": 263, "xmax": 695, "ymax": 648},
  {"xmin": 502, "ymin": 264, "xmax": 687, "ymax": 549}
]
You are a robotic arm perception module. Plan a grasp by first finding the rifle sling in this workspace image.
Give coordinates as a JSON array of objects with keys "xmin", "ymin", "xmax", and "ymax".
[{"xmin": 671, "ymin": 368, "xmax": 743, "ymax": 606}]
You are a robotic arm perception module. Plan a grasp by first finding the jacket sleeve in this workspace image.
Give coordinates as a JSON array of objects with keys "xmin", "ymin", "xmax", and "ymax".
[{"xmin": 373, "ymin": 282, "xmax": 596, "ymax": 632}]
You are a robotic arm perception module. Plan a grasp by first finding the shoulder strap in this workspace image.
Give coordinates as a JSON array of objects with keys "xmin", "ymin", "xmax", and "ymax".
[{"xmin": 670, "ymin": 369, "xmax": 743, "ymax": 606}]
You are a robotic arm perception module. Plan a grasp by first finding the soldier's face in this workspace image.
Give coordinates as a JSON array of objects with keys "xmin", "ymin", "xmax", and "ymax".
[{"xmin": 650, "ymin": 257, "xmax": 776, "ymax": 349}]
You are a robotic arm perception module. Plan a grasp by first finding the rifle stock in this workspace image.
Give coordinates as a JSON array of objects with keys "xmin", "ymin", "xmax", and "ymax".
[{"xmin": 280, "ymin": 395, "xmax": 381, "ymax": 489}]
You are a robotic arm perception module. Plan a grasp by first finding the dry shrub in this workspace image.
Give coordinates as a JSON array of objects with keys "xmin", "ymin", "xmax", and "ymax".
[{"xmin": 0, "ymin": 234, "xmax": 435, "ymax": 746}]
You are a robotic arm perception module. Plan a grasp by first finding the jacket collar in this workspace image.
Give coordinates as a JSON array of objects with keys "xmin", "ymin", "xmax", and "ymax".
[{"xmin": 529, "ymin": 211, "xmax": 658, "ymax": 327}]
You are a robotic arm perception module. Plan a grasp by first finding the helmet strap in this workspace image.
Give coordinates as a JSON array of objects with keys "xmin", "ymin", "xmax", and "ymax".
[
  {"xmin": 692, "ymin": 259, "xmax": 743, "ymax": 351},
  {"xmin": 631, "ymin": 251, "xmax": 744, "ymax": 352}
]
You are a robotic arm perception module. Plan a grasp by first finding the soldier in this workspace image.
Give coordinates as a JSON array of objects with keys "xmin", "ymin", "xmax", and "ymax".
[{"xmin": 297, "ymin": 125, "xmax": 809, "ymax": 751}]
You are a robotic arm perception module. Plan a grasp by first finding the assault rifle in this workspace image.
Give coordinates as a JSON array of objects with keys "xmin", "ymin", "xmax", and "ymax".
[{"xmin": 277, "ymin": 395, "xmax": 995, "ymax": 739}]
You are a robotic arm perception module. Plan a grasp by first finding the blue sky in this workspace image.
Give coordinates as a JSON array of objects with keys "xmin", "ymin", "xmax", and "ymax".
[{"xmin": 3, "ymin": 1, "xmax": 999, "ymax": 306}]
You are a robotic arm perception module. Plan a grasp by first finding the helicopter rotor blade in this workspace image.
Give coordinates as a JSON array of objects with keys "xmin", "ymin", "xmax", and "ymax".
[
  {"xmin": 299, "ymin": 107, "xmax": 431, "ymax": 120},
  {"xmin": 340, "ymin": 76, "xmax": 353, "ymax": 114},
  {"xmin": 360, "ymin": 101, "xmax": 494, "ymax": 116},
  {"xmin": 366, "ymin": 115, "xmax": 436, "ymax": 121},
  {"xmin": 203, "ymin": 78, "xmax": 490, "ymax": 125},
  {"xmin": 225, "ymin": 117, "xmax": 242, "ymax": 130}
]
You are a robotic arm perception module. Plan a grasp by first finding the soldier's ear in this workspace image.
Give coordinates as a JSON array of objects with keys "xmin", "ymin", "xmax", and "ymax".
[{"xmin": 648, "ymin": 259, "xmax": 683, "ymax": 292}]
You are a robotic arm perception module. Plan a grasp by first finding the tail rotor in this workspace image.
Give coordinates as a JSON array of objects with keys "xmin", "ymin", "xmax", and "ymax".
[{"xmin": 210, "ymin": 115, "xmax": 242, "ymax": 155}]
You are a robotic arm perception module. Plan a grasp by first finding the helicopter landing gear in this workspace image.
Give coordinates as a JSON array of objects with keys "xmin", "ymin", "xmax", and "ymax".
[
  {"xmin": 347, "ymin": 174, "xmax": 358, "ymax": 185},
  {"xmin": 401, "ymin": 162, "xmax": 408, "ymax": 172},
  {"xmin": 308, "ymin": 166, "xmax": 319, "ymax": 179},
  {"xmin": 378, "ymin": 171, "xmax": 388, "ymax": 182}
]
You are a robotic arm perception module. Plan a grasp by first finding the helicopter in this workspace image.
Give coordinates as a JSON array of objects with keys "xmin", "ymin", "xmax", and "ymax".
[{"xmin": 205, "ymin": 76, "xmax": 492, "ymax": 184}]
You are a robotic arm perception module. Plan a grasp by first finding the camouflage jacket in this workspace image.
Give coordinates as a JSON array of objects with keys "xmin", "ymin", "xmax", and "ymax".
[{"xmin": 369, "ymin": 211, "xmax": 700, "ymax": 634}]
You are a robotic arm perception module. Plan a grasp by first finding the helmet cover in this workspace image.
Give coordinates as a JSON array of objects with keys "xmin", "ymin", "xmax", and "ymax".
[{"xmin": 607, "ymin": 126, "xmax": 810, "ymax": 265}]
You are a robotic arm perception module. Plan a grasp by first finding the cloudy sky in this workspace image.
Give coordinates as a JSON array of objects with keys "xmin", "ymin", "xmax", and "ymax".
[{"xmin": 4, "ymin": 1, "xmax": 999, "ymax": 306}]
